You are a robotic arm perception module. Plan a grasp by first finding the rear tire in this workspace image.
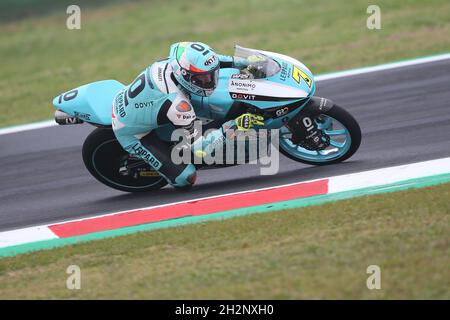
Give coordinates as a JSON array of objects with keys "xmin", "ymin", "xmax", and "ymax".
[{"xmin": 82, "ymin": 128, "xmax": 168, "ymax": 192}]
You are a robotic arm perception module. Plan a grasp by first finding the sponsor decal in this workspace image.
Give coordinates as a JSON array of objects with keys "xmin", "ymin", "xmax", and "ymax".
[
  {"xmin": 73, "ymin": 111, "xmax": 91, "ymax": 121},
  {"xmin": 115, "ymin": 92, "xmax": 126, "ymax": 117},
  {"xmin": 157, "ymin": 67, "xmax": 163, "ymax": 82},
  {"xmin": 230, "ymin": 93, "xmax": 256, "ymax": 100},
  {"xmin": 231, "ymin": 73, "xmax": 251, "ymax": 79},
  {"xmin": 204, "ymin": 55, "xmax": 217, "ymax": 66},
  {"xmin": 279, "ymin": 62, "xmax": 288, "ymax": 81},
  {"xmin": 131, "ymin": 144, "xmax": 161, "ymax": 168},
  {"xmin": 230, "ymin": 80, "xmax": 256, "ymax": 90},
  {"xmin": 319, "ymin": 97, "xmax": 328, "ymax": 110},
  {"xmin": 275, "ymin": 106, "xmax": 289, "ymax": 117},
  {"xmin": 139, "ymin": 170, "xmax": 160, "ymax": 177},
  {"xmin": 134, "ymin": 101, "xmax": 153, "ymax": 108},
  {"xmin": 117, "ymin": 104, "xmax": 126, "ymax": 117},
  {"xmin": 176, "ymin": 113, "xmax": 195, "ymax": 120},
  {"xmin": 230, "ymin": 92, "xmax": 297, "ymax": 102}
]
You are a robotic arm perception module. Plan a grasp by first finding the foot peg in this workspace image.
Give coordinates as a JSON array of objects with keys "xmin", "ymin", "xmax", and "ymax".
[{"xmin": 54, "ymin": 110, "xmax": 83, "ymax": 125}]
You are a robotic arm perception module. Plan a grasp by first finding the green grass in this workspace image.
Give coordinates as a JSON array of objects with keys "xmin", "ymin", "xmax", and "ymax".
[
  {"xmin": 0, "ymin": 0, "xmax": 450, "ymax": 127},
  {"xmin": 0, "ymin": 182, "xmax": 449, "ymax": 299}
]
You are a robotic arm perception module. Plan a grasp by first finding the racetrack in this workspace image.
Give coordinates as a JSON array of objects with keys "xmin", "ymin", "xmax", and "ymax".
[{"xmin": 1, "ymin": 58, "xmax": 449, "ymax": 232}]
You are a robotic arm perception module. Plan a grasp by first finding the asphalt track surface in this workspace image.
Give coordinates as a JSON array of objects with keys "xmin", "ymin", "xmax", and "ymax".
[{"xmin": 1, "ymin": 59, "xmax": 450, "ymax": 232}]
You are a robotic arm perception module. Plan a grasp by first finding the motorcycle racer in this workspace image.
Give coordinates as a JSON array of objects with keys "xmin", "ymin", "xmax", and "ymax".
[{"xmin": 112, "ymin": 41, "xmax": 264, "ymax": 188}]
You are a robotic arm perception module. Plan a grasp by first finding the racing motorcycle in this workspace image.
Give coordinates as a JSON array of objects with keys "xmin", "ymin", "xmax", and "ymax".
[{"xmin": 52, "ymin": 45, "xmax": 361, "ymax": 192}]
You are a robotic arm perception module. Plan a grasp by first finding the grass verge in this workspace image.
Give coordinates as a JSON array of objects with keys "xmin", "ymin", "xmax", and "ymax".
[{"xmin": 0, "ymin": 182, "xmax": 449, "ymax": 299}]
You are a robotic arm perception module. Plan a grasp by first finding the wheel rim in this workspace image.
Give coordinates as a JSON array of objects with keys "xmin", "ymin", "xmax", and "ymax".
[
  {"xmin": 279, "ymin": 115, "xmax": 352, "ymax": 162},
  {"xmin": 92, "ymin": 139, "xmax": 165, "ymax": 189}
]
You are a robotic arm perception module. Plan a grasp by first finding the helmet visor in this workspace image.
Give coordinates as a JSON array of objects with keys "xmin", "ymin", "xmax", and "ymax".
[{"xmin": 190, "ymin": 68, "xmax": 219, "ymax": 90}]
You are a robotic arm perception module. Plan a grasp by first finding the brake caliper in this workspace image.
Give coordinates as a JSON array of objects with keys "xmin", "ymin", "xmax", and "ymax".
[{"xmin": 288, "ymin": 115, "xmax": 330, "ymax": 151}]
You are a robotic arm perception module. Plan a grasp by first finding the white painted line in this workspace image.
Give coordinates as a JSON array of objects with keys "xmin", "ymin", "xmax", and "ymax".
[
  {"xmin": 0, "ymin": 226, "xmax": 58, "ymax": 248},
  {"xmin": 1, "ymin": 157, "xmax": 450, "ymax": 250},
  {"xmin": 1, "ymin": 53, "xmax": 449, "ymax": 136},
  {"xmin": 315, "ymin": 53, "xmax": 450, "ymax": 81},
  {"xmin": 328, "ymin": 157, "xmax": 450, "ymax": 193},
  {"xmin": 0, "ymin": 120, "xmax": 56, "ymax": 136}
]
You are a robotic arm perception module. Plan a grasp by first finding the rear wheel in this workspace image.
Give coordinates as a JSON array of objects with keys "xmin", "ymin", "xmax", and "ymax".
[
  {"xmin": 82, "ymin": 128, "xmax": 168, "ymax": 192},
  {"xmin": 279, "ymin": 105, "xmax": 361, "ymax": 165}
]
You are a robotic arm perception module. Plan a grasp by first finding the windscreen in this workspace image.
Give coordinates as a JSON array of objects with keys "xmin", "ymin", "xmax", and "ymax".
[{"xmin": 234, "ymin": 45, "xmax": 281, "ymax": 79}]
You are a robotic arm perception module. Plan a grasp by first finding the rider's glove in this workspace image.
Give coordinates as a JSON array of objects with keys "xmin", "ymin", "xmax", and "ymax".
[{"xmin": 235, "ymin": 113, "xmax": 265, "ymax": 132}]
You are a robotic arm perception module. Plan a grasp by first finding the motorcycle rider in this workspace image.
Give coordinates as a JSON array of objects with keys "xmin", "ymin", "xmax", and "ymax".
[{"xmin": 112, "ymin": 42, "xmax": 264, "ymax": 188}]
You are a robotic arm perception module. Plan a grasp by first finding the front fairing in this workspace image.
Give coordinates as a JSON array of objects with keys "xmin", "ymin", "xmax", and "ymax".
[
  {"xmin": 191, "ymin": 46, "xmax": 316, "ymax": 127},
  {"xmin": 269, "ymin": 58, "xmax": 316, "ymax": 98},
  {"xmin": 232, "ymin": 45, "xmax": 315, "ymax": 99}
]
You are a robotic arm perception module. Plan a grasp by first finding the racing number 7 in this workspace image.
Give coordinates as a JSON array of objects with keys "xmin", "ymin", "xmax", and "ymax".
[{"xmin": 292, "ymin": 66, "xmax": 312, "ymax": 88}]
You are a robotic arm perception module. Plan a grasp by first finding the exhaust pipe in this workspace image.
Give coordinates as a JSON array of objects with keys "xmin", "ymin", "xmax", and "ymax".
[{"xmin": 54, "ymin": 109, "xmax": 83, "ymax": 125}]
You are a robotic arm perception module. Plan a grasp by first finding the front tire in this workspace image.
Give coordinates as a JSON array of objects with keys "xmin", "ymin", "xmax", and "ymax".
[
  {"xmin": 279, "ymin": 105, "xmax": 361, "ymax": 165},
  {"xmin": 82, "ymin": 128, "xmax": 168, "ymax": 192}
]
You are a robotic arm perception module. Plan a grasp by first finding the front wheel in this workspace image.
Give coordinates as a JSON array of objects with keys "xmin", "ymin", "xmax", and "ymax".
[
  {"xmin": 82, "ymin": 128, "xmax": 168, "ymax": 192},
  {"xmin": 279, "ymin": 105, "xmax": 361, "ymax": 165}
]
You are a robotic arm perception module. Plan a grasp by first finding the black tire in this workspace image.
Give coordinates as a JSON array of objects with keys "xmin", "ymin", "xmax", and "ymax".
[
  {"xmin": 82, "ymin": 128, "xmax": 168, "ymax": 192},
  {"xmin": 279, "ymin": 105, "xmax": 361, "ymax": 166}
]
